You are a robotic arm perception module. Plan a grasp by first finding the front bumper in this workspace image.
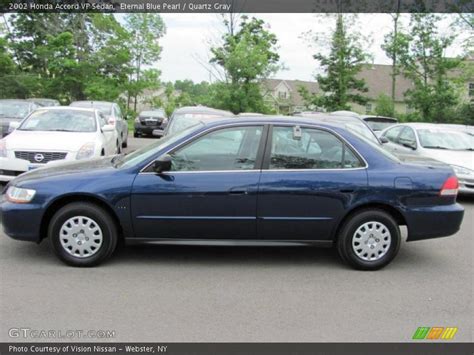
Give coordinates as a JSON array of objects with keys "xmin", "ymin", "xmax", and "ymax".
[
  {"xmin": 0, "ymin": 157, "xmax": 30, "ymax": 182},
  {"xmin": 405, "ymin": 203, "xmax": 464, "ymax": 241},
  {"xmin": 1, "ymin": 199, "xmax": 44, "ymax": 242},
  {"xmin": 458, "ymin": 175, "xmax": 474, "ymax": 194}
]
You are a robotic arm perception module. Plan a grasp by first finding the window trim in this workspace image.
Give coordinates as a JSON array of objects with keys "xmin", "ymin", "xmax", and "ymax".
[
  {"xmin": 140, "ymin": 123, "xmax": 269, "ymax": 174},
  {"xmin": 262, "ymin": 124, "xmax": 368, "ymax": 172},
  {"xmin": 140, "ymin": 122, "xmax": 368, "ymax": 174}
]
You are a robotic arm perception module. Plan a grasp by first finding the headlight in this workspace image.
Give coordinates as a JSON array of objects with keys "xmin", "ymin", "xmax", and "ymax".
[
  {"xmin": 0, "ymin": 139, "xmax": 6, "ymax": 158},
  {"xmin": 6, "ymin": 186, "xmax": 36, "ymax": 203},
  {"xmin": 451, "ymin": 165, "xmax": 473, "ymax": 176},
  {"xmin": 76, "ymin": 142, "xmax": 95, "ymax": 160},
  {"xmin": 134, "ymin": 117, "xmax": 140, "ymax": 123}
]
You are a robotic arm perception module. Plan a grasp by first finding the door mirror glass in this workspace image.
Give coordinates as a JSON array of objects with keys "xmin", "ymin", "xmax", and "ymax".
[{"xmin": 153, "ymin": 154, "xmax": 172, "ymax": 173}]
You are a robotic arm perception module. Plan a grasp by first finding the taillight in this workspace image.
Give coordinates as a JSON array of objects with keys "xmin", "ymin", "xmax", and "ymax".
[{"xmin": 440, "ymin": 176, "xmax": 459, "ymax": 196}]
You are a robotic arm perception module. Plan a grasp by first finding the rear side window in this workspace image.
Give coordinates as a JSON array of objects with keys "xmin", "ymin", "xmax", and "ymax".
[{"xmin": 269, "ymin": 126, "xmax": 363, "ymax": 170}]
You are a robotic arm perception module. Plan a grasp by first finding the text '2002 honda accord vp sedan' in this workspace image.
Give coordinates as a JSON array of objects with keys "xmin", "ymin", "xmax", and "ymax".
[{"xmin": 0, "ymin": 116, "xmax": 464, "ymax": 270}]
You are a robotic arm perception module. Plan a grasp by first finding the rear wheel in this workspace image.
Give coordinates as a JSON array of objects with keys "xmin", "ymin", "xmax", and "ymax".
[
  {"xmin": 122, "ymin": 133, "xmax": 128, "ymax": 148},
  {"xmin": 48, "ymin": 202, "xmax": 118, "ymax": 267},
  {"xmin": 336, "ymin": 209, "xmax": 400, "ymax": 270}
]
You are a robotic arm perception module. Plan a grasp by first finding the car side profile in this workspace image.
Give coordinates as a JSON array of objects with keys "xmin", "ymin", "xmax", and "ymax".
[{"xmin": 0, "ymin": 116, "xmax": 464, "ymax": 270}]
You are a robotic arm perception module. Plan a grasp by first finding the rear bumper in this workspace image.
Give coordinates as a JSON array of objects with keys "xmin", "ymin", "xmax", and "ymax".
[
  {"xmin": 134, "ymin": 123, "xmax": 164, "ymax": 136},
  {"xmin": 405, "ymin": 203, "xmax": 464, "ymax": 241},
  {"xmin": 458, "ymin": 176, "xmax": 474, "ymax": 194}
]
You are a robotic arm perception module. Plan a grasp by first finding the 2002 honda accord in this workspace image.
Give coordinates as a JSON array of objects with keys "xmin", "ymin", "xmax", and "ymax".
[{"xmin": 0, "ymin": 116, "xmax": 465, "ymax": 270}]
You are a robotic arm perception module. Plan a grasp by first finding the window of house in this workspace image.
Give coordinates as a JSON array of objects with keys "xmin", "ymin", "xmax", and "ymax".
[
  {"xmin": 365, "ymin": 103, "xmax": 372, "ymax": 114},
  {"xmin": 278, "ymin": 91, "xmax": 287, "ymax": 99},
  {"xmin": 269, "ymin": 126, "xmax": 363, "ymax": 170},
  {"xmin": 469, "ymin": 83, "xmax": 474, "ymax": 97}
]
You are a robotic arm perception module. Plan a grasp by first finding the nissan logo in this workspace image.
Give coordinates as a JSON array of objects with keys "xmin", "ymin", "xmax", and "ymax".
[{"xmin": 34, "ymin": 153, "xmax": 45, "ymax": 163}]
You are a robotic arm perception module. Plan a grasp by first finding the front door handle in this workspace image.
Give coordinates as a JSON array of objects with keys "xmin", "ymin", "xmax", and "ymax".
[{"xmin": 229, "ymin": 188, "xmax": 248, "ymax": 195}]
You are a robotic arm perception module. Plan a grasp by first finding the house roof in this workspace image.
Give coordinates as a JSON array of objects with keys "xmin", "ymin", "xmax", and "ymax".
[
  {"xmin": 262, "ymin": 79, "xmax": 319, "ymax": 106},
  {"xmin": 356, "ymin": 64, "xmax": 415, "ymax": 102}
]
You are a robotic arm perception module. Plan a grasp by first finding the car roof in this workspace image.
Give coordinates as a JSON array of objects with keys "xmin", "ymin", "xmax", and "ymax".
[
  {"xmin": 35, "ymin": 106, "xmax": 98, "ymax": 113},
  {"xmin": 0, "ymin": 99, "xmax": 31, "ymax": 104},
  {"xmin": 173, "ymin": 106, "xmax": 234, "ymax": 116},
  {"xmin": 70, "ymin": 101, "xmax": 114, "ymax": 106},
  {"xmin": 140, "ymin": 110, "xmax": 165, "ymax": 116}
]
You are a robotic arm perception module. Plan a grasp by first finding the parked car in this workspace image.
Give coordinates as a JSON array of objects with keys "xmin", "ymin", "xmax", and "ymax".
[
  {"xmin": 1, "ymin": 116, "xmax": 464, "ymax": 269},
  {"xmin": 380, "ymin": 123, "xmax": 474, "ymax": 194},
  {"xmin": 163, "ymin": 106, "xmax": 234, "ymax": 136},
  {"xmin": 361, "ymin": 115, "xmax": 398, "ymax": 132},
  {"xmin": 134, "ymin": 109, "xmax": 167, "ymax": 138},
  {"xmin": 27, "ymin": 98, "xmax": 60, "ymax": 107},
  {"xmin": 0, "ymin": 107, "xmax": 119, "ymax": 182},
  {"xmin": 294, "ymin": 112, "xmax": 383, "ymax": 145},
  {"xmin": 69, "ymin": 101, "xmax": 128, "ymax": 148},
  {"xmin": 0, "ymin": 99, "xmax": 39, "ymax": 137}
]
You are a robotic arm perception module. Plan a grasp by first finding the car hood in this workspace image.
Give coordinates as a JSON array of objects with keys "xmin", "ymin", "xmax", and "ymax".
[
  {"xmin": 4, "ymin": 130, "xmax": 97, "ymax": 152},
  {"xmin": 12, "ymin": 156, "xmax": 116, "ymax": 184},
  {"xmin": 0, "ymin": 117, "xmax": 22, "ymax": 124},
  {"xmin": 422, "ymin": 150, "xmax": 474, "ymax": 170}
]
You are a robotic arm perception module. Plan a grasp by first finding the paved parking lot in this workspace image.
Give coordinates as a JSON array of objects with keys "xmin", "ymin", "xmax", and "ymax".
[{"xmin": 0, "ymin": 134, "xmax": 472, "ymax": 342}]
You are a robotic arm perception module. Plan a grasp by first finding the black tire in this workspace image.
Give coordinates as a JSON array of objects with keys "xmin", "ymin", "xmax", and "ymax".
[
  {"xmin": 48, "ymin": 202, "xmax": 118, "ymax": 267},
  {"xmin": 122, "ymin": 133, "xmax": 128, "ymax": 148},
  {"xmin": 336, "ymin": 209, "xmax": 401, "ymax": 271},
  {"xmin": 133, "ymin": 132, "xmax": 139, "ymax": 138}
]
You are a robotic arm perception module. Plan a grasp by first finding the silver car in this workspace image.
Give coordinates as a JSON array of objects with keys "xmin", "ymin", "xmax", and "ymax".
[
  {"xmin": 0, "ymin": 99, "xmax": 39, "ymax": 138},
  {"xmin": 381, "ymin": 123, "xmax": 474, "ymax": 194},
  {"xmin": 70, "ymin": 101, "xmax": 129, "ymax": 148}
]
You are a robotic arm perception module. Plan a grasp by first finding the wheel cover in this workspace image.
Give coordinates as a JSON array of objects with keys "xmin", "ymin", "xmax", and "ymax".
[
  {"xmin": 59, "ymin": 216, "xmax": 103, "ymax": 258},
  {"xmin": 351, "ymin": 221, "xmax": 391, "ymax": 262}
]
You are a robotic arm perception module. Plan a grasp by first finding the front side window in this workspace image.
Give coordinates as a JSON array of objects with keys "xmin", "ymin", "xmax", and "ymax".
[
  {"xmin": 384, "ymin": 126, "xmax": 404, "ymax": 143},
  {"xmin": 171, "ymin": 126, "xmax": 263, "ymax": 171},
  {"xmin": 269, "ymin": 126, "xmax": 363, "ymax": 170},
  {"xmin": 398, "ymin": 127, "xmax": 417, "ymax": 148}
]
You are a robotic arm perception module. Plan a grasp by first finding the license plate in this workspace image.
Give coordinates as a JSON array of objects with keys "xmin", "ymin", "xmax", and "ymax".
[{"xmin": 28, "ymin": 166, "xmax": 38, "ymax": 171}]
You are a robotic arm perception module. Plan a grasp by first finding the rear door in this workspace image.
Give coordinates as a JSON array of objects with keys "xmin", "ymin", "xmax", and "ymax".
[{"xmin": 257, "ymin": 125, "xmax": 368, "ymax": 241}]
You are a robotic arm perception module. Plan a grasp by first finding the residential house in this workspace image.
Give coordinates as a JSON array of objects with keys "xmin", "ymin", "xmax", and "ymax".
[{"xmin": 262, "ymin": 79, "xmax": 319, "ymax": 115}]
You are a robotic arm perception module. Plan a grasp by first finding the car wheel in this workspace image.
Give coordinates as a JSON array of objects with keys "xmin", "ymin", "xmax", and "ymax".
[
  {"xmin": 122, "ymin": 133, "xmax": 128, "ymax": 148},
  {"xmin": 336, "ymin": 209, "xmax": 400, "ymax": 270},
  {"xmin": 134, "ymin": 132, "xmax": 139, "ymax": 138},
  {"xmin": 48, "ymin": 202, "xmax": 118, "ymax": 267},
  {"xmin": 116, "ymin": 140, "xmax": 122, "ymax": 154}
]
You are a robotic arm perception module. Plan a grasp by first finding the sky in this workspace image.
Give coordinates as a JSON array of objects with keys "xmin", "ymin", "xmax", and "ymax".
[{"xmin": 156, "ymin": 13, "xmax": 468, "ymax": 83}]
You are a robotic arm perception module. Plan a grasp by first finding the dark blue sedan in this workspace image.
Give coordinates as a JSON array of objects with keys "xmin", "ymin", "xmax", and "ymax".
[{"xmin": 0, "ymin": 116, "xmax": 464, "ymax": 270}]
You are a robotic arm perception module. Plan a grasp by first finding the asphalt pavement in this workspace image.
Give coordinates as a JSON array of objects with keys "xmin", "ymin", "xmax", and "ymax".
[{"xmin": 0, "ymin": 135, "xmax": 472, "ymax": 342}]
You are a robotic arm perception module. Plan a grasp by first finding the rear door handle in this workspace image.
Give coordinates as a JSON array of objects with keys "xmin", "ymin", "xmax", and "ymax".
[{"xmin": 339, "ymin": 189, "xmax": 355, "ymax": 193}]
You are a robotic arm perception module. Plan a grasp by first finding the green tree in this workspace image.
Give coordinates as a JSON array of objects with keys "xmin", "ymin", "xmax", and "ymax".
[
  {"xmin": 374, "ymin": 94, "xmax": 395, "ymax": 117},
  {"xmin": 300, "ymin": 15, "xmax": 369, "ymax": 111},
  {"xmin": 398, "ymin": 14, "xmax": 461, "ymax": 122},
  {"xmin": 209, "ymin": 16, "xmax": 280, "ymax": 114},
  {"xmin": 124, "ymin": 14, "xmax": 166, "ymax": 112}
]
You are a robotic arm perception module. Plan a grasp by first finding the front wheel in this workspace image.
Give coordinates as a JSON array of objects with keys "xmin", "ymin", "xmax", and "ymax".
[
  {"xmin": 48, "ymin": 202, "xmax": 118, "ymax": 267},
  {"xmin": 336, "ymin": 209, "xmax": 401, "ymax": 270}
]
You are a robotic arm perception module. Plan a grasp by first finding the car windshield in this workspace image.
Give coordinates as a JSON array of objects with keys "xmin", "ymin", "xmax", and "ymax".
[
  {"xmin": 19, "ymin": 109, "xmax": 97, "ymax": 132},
  {"xmin": 366, "ymin": 121, "xmax": 396, "ymax": 131},
  {"xmin": 71, "ymin": 102, "xmax": 112, "ymax": 115},
  {"xmin": 167, "ymin": 113, "xmax": 224, "ymax": 136},
  {"xmin": 0, "ymin": 101, "xmax": 31, "ymax": 118},
  {"xmin": 418, "ymin": 129, "xmax": 474, "ymax": 151},
  {"xmin": 116, "ymin": 123, "xmax": 204, "ymax": 168}
]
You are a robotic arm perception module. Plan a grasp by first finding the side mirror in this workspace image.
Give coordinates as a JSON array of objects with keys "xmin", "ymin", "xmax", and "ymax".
[
  {"xmin": 153, "ymin": 154, "xmax": 172, "ymax": 174},
  {"xmin": 102, "ymin": 124, "xmax": 115, "ymax": 132},
  {"xmin": 379, "ymin": 136, "xmax": 389, "ymax": 144}
]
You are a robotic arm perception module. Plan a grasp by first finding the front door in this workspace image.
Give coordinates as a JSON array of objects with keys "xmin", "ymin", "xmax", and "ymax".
[
  {"xmin": 257, "ymin": 125, "xmax": 368, "ymax": 240},
  {"xmin": 131, "ymin": 125, "xmax": 265, "ymax": 239}
]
